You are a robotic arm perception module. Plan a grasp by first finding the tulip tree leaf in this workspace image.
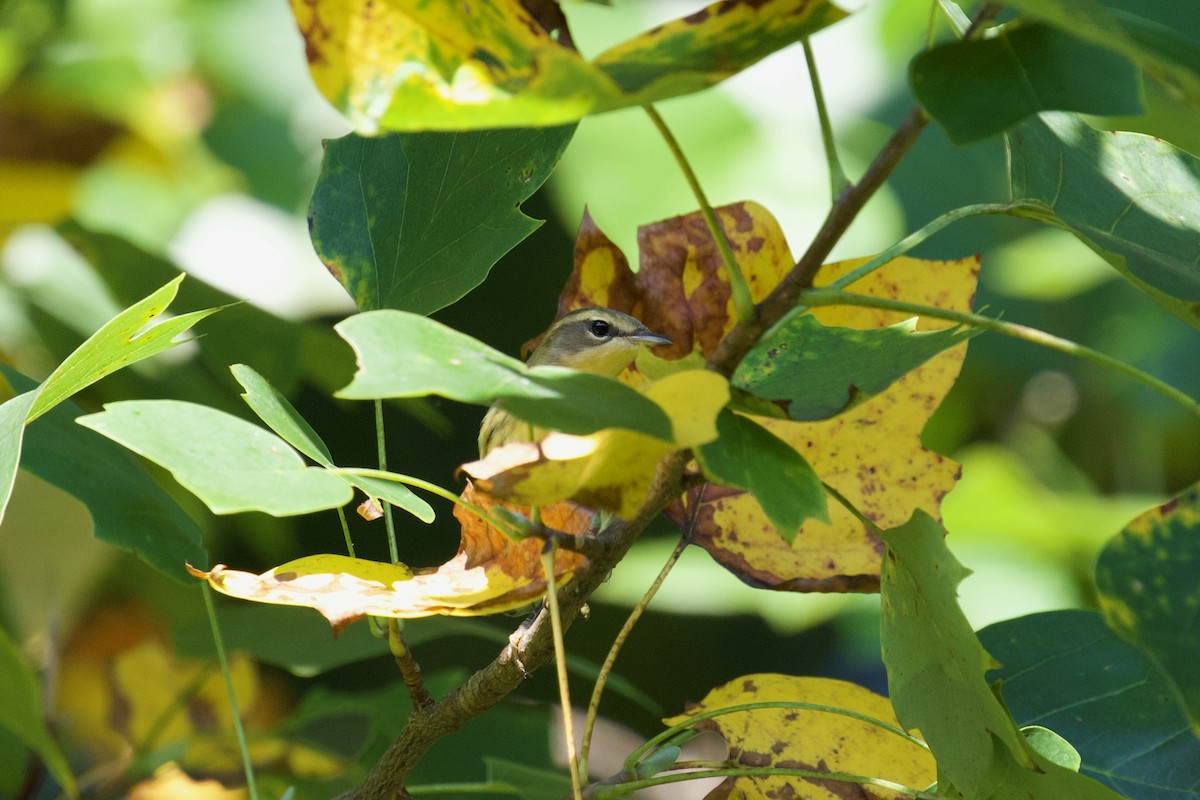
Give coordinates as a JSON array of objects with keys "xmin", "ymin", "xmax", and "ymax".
[
  {"xmin": 732, "ymin": 312, "xmax": 979, "ymax": 421},
  {"xmin": 57, "ymin": 222, "xmax": 305, "ymax": 396},
  {"xmin": 696, "ymin": 409, "xmax": 828, "ymax": 542},
  {"xmin": 1007, "ymin": 112, "xmax": 1200, "ymax": 328},
  {"xmin": 881, "ymin": 512, "xmax": 1126, "ymax": 799},
  {"xmin": 26, "ymin": 274, "xmax": 220, "ymax": 423},
  {"xmin": 309, "ymin": 126, "xmax": 574, "ymax": 315},
  {"xmin": 981, "ymin": 610, "xmax": 1200, "ymax": 798},
  {"xmin": 335, "ymin": 310, "xmax": 672, "ymax": 442},
  {"xmin": 0, "ymin": 367, "xmax": 207, "ymax": 582},
  {"xmin": 291, "ymin": 0, "xmax": 848, "ymax": 131},
  {"xmin": 231, "ymin": 364, "xmax": 434, "ymax": 522},
  {"xmin": 1002, "ymin": 0, "xmax": 1200, "ymax": 110},
  {"xmin": 1095, "ymin": 484, "xmax": 1200, "ymax": 730},
  {"xmin": 911, "ymin": 22, "xmax": 1141, "ymax": 144},
  {"xmin": 0, "ymin": 389, "xmax": 40, "ymax": 528},
  {"xmin": 78, "ymin": 400, "xmax": 353, "ymax": 517}
]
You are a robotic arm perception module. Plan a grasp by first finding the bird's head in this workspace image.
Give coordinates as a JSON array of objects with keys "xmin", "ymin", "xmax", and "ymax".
[{"xmin": 526, "ymin": 307, "xmax": 672, "ymax": 376}]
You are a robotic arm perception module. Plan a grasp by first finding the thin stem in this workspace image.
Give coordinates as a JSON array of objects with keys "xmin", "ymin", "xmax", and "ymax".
[
  {"xmin": 337, "ymin": 506, "xmax": 356, "ymax": 558},
  {"xmin": 643, "ymin": 104, "xmax": 756, "ymax": 325},
  {"xmin": 579, "ymin": 486, "xmax": 705, "ymax": 776},
  {"xmin": 822, "ymin": 482, "xmax": 884, "ymax": 538},
  {"xmin": 389, "ymin": 620, "xmax": 433, "ymax": 711},
  {"xmin": 801, "ymin": 288, "xmax": 1200, "ymax": 418},
  {"xmin": 542, "ymin": 541, "xmax": 583, "ymax": 800},
  {"xmin": 331, "ymin": 467, "xmax": 520, "ymax": 538},
  {"xmin": 626, "ymin": 700, "xmax": 926, "ymax": 772},
  {"xmin": 591, "ymin": 766, "xmax": 935, "ymax": 799},
  {"xmin": 803, "ymin": 38, "xmax": 847, "ymax": 200},
  {"xmin": 821, "ymin": 202, "xmax": 1031, "ymax": 292},
  {"xmin": 375, "ymin": 400, "xmax": 400, "ymax": 564},
  {"xmin": 201, "ymin": 584, "xmax": 259, "ymax": 800}
]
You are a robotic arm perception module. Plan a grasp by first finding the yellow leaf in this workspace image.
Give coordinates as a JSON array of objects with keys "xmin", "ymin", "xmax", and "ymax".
[
  {"xmin": 556, "ymin": 205, "xmax": 977, "ymax": 590},
  {"xmin": 665, "ymin": 674, "xmax": 935, "ymax": 799},
  {"xmin": 191, "ymin": 514, "xmax": 592, "ymax": 626},
  {"xmin": 128, "ymin": 764, "xmax": 246, "ymax": 800},
  {"xmin": 462, "ymin": 370, "xmax": 729, "ymax": 518}
]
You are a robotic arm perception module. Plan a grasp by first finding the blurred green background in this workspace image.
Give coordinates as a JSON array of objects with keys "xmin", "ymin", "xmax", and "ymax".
[{"xmin": 1, "ymin": 0, "xmax": 1197, "ymax": 793}]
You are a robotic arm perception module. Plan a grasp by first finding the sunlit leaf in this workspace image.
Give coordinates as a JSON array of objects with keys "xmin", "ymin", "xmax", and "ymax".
[
  {"xmin": 291, "ymin": 0, "xmax": 847, "ymax": 131},
  {"xmin": 231, "ymin": 364, "xmax": 433, "ymax": 522},
  {"xmin": 556, "ymin": 205, "xmax": 974, "ymax": 591},
  {"xmin": 57, "ymin": 222, "xmax": 307, "ymax": 396},
  {"xmin": 77, "ymin": 400, "xmax": 353, "ymax": 516},
  {"xmin": 0, "ymin": 626, "xmax": 77, "ymax": 798},
  {"xmin": 462, "ymin": 370, "xmax": 728, "ymax": 519},
  {"xmin": 1008, "ymin": 112, "xmax": 1200, "ymax": 328},
  {"xmin": 1095, "ymin": 483, "xmax": 1200, "ymax": 729},
  {"xmin": 336, "ymin": 310, "xmax": 673, "ymax": 441},
  {"xmin": 309, "ymin": 126, "xmax": 574, "ymax": 314},
  {"xmin": 0, "ymin": 388, "xmax": 39, "ymax": 527},
  {"xmin": 981, "ymin": 610, "xmax": 1200, "ymax": 798},
  {"xmin": 732, "ymin": 313, "xmax": 980, "ymax": 421},
  {"xmin": 662, "ymin": 674, "xmax": 934, "ymax": 797},
  {"xmin": 911, "ymin": 22, "xmax": 1141, "ymax": 144},
  {"xmin": 191, "ymin": 498, "xmax": 589, "ymax": 629},
  {"xmin": 881, "ymin": 512, "xmax": 1126, "ymax": 799},
  {"xmin": 27, "ymin": 274, "xmax": 220, "ymax": 423},
  {"xmin": 3, "ymin": 368, "xmax": 207, "ymax": 581},
  {"xmin": 695, "ymin": 409, "xmax": 827, "ymax": 542}
]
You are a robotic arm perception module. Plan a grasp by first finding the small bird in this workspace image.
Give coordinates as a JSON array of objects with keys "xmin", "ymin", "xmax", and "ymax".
[{"xmin": 478, "ymin": 307, "xmax": 672, "ymax": 456}]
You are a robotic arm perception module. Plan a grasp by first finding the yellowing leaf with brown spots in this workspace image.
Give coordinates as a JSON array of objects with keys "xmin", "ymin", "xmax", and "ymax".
[
  {"xmin": 55, "ymin": 603, "xmax": 336, "ymax": 779},
  {"xmin": 462, "ymin": 370, "xmax": 729, "ymax": 518},
  {"xmin": 664, "ymin": 674, "xmax": 935, "ymax": 799},
  {"xmin": 191, "ymin": 497, "xmax": 593, "ymax": 628},
  {"xmin": 289, "ymin": 0, "xmax": 846, "ymax": 132},
  {"xmin": 556, "ymin": 205, "xmax": 977, "ymax": 591}
]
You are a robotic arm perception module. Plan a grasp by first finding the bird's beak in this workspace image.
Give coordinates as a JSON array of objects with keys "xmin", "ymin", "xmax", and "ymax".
[{"xmin": 629, "ymin": 331, "xmax": 672, "ymax": 348}]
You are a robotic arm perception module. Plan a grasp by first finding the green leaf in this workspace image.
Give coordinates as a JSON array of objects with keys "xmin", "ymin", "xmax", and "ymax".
[
  {"xmin": 231, "ymin": 364, "xmax": 435, "ymax": 523},
  {"xmin": 3, "ymin": 368, "xmax": 207, "ymax": 581},
  {"xmin": 880, "ymin": 512, "xmax": 1127, "ymax": 799},
  {"xmin": 981, "ymin": 610, "xmax": 1199, "ymax": 799},
  {"xmin": 57, "ymin": 222, "xmax": 308, "ymax": 396},
  {"xmin": 1095, "ymin": 484, "xmax": 1200, "ymax": 729},
  {"xmin": 1021, "ymin": 726, "xmax": 1082, "ymax": 772},
  {"xmin": 335, "ymin": 310, "xmax": 673, "ymax": 441},
  {"xmin": 1003, "ymin": 0, "xmax": 1200, "ymax": 111},
  {"xmin": 1007, "ymin": 112, "xmax": 1200, "ymax": 328},
  {"xmin": 26, "ymin": 274, "xmax": 220, "ymax": 423},
  {"xmin": 696, "ymin": 409, "xmax": 828, "ymax": 542},
  {"xmin": 0, "ymin": 389, "xmax": 39, "ymax": 527},
  {"xmin": 0, "ymin": 627, "xmax": 77, "ymax": 798},
  {"xmin": 77, "ymin": 400, "xmax": 353, "ymax": 516},
  {"xmin": 731, "ymin": 312, "xmax": 979, "ymax": 421},
  {"xmin": 309, "ymin": 127, "xmax": 574, "ymax": 314},
  {"xmin": 293, "ymin": 0, "xmax": 848, "ymax": 131},
  {"xmin": 485, "ymin": 758, "xmax": 572, "ymax": 800},
  {"xmin": 911, "ymin": 22, "xmax": 1142, "ymax": 144}
]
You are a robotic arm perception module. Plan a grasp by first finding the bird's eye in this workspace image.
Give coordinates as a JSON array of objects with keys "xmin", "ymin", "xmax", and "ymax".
[{"xmin": 588, "ymin": 319, "xmax": 611, "ymax": 338}]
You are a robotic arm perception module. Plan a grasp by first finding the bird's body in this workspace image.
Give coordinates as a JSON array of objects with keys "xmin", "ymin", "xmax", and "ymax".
[{"xmin": 478, "ymin": 307, "xmax": 671, "ymax": 456}]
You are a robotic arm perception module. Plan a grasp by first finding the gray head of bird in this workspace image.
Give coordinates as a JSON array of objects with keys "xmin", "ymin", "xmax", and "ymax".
[{"xmin": 526, "ymin": 307, "xmax": 672, "ymax": 376}]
